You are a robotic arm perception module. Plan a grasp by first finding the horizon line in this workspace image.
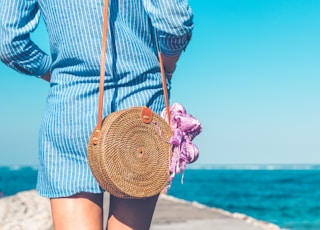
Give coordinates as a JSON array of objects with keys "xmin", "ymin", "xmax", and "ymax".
[{"xmin": 1, "ymin": 163, "xmax": 320, "ymax": 170}]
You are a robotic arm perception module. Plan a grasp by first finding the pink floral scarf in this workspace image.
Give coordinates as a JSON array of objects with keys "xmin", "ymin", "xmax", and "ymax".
[{"xmin": 161, "ymin": 103, "xmax": 202, "ymax": 191}]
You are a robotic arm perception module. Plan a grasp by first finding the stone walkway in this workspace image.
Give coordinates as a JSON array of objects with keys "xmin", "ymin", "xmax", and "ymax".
[{"xmin": 0, "ymin": 190, "xmax": 281, "ymax": 230}]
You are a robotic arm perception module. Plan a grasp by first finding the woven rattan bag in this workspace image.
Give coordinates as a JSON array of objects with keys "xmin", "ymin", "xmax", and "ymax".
[{"xmin": 88, "ymin": 1, "xmax": 173, "ymax": 199}]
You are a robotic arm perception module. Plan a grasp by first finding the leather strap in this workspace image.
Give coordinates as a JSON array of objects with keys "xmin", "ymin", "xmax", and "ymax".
[
  {"xmin": 96, "ymin": 0, "xmax": 171, "ymax": 132},
  {"xmin": 97, "ymin": 0, "xmax": 109, "ymax": 131},
  {"xmin": 158, "ymin": 49, "xmax": 171, "ymax": 126}
]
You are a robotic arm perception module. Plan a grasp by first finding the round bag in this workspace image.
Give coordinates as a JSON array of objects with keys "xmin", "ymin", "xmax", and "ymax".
[
  {"xmin": 88, "ymin": 107, "xmax": 173, "ymax": 199},
  {"xmin": 88, "ymin": 0, "xmax": 173, "ymax": 199}
]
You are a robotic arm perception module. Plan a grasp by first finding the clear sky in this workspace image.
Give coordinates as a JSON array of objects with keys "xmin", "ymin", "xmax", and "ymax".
[{"xmin": 0, "ymin": 0, "xmax": 319, "ymax": 166}]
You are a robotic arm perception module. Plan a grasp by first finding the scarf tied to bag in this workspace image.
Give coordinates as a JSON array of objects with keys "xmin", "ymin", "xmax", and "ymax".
[{"xmin": 161, "ymin": 103, "xmax": 202, "ymax": 192}]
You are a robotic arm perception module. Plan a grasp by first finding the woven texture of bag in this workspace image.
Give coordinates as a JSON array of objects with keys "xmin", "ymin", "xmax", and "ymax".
[{"xmin": 88, "ymin": 107, "xmax": 172, "ymax": 199}]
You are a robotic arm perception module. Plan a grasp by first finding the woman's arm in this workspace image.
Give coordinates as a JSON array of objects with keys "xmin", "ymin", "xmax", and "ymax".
[
  {"xmin": 0, "ymin": 0, "xmax": 51, "ymax": 77},
  {"xmin": 142, "ymin": 0, "xmax": 193, "ymax": 75}
]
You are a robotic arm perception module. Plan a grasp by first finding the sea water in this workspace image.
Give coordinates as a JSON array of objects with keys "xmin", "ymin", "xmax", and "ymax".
[{"xmin": 0, "ymin": 165, "xmax": 320, "ymax": 230}]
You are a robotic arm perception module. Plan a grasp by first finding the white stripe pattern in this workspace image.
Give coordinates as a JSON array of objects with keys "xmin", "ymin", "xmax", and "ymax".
[{"xmin": 0, "ymin": 0, "xmax": 193, "ymax": 198}]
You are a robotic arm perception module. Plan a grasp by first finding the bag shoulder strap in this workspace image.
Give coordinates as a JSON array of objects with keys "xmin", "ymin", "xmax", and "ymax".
[{"xmin": 96, "ymin": 0, "xmax": 170, "ymax": 133}]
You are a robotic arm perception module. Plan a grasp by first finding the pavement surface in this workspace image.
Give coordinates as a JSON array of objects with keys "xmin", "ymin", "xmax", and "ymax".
[
  {"xmin": 0, "ymin": 190, "xmax": 281, "ymax": 230},
  {"xmin": 103, "ymin": 193, "xmax": 281, "ymax": 230}
]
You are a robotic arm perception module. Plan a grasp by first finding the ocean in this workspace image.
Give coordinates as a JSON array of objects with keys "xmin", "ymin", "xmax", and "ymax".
[{"xmin": 0, "ymin": 165, "xmax": 320, "ymax": 230}]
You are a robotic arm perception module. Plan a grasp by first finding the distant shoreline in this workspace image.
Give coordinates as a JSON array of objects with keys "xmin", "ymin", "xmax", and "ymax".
[{"xmin": 1, "ymin": 164, "xmax": 320, "ymax": 170}]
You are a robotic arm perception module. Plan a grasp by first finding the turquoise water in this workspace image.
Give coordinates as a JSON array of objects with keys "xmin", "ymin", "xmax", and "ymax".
[
  {"xmin": 168, "ymin": 167, "xmax": 320, "ymax": 230},
  {"xmin": 0, "ymin": 166, "xmax": 38, "ymax": 196},
  {"xmin": 1, "ymin": 165, "xmax": 320, "ymax": 229}
]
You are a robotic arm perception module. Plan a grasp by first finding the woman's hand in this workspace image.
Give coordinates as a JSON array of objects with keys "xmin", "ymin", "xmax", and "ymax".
[
  {"xmin": 161, "ymin": 54, "xmax": 180, "ymax": 81},
  {"xmin": 41, "ymin": 70, "xmax": 51, "ymax": 82}
]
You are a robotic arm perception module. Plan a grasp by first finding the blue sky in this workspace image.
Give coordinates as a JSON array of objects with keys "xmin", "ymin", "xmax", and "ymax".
[{"xmin": 0, "ymin": 0, "xmax": 319, "ymax": 166}]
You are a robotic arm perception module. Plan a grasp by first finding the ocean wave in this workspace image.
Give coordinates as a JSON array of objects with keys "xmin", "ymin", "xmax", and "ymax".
[
  {"xmin": 8, "ymin": 165, "xmax": 23, "ymax": 171},
  {"xmin": 4, "ymin": 165, "xmax": 38, "ymax": 171}
]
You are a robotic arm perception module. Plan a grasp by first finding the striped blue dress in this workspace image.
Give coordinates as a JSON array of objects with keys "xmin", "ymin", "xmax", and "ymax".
[{"xmin": 0, "ymin": 0, "xmax": 193, "ymax": 198}]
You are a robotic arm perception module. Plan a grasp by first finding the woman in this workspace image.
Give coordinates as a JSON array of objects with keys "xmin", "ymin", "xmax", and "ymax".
[{"xmin": 0, "ymin": 0, "xmax": 193, "ymax": 229}]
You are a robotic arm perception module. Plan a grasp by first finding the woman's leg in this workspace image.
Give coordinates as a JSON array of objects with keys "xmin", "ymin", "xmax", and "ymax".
[
  {"xmin": 50, "ymin": 192, "xmax": 104, "ymax": 230},
  {"xmin": 107, "ymin": 194, "xmax": 159, "ymax": 230}
]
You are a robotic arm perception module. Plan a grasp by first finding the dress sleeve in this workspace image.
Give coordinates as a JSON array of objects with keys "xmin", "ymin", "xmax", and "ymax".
[
  {"xmin": 142, "ymin": 0, "xmax": 194, "ymax": 56},
  {"xmin": 0, "ymin": 0, "xmax": 51, "ymax": 77}
]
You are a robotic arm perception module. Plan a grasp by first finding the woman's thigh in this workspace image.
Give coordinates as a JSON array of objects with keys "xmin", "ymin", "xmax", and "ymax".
[
  {"xmin": 50, "ymin": 192, "xmax": 104, "ymax": 230},
  {"xmin": 107, "ymin": 194, "xmax": 159, "ymax": 230}
]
